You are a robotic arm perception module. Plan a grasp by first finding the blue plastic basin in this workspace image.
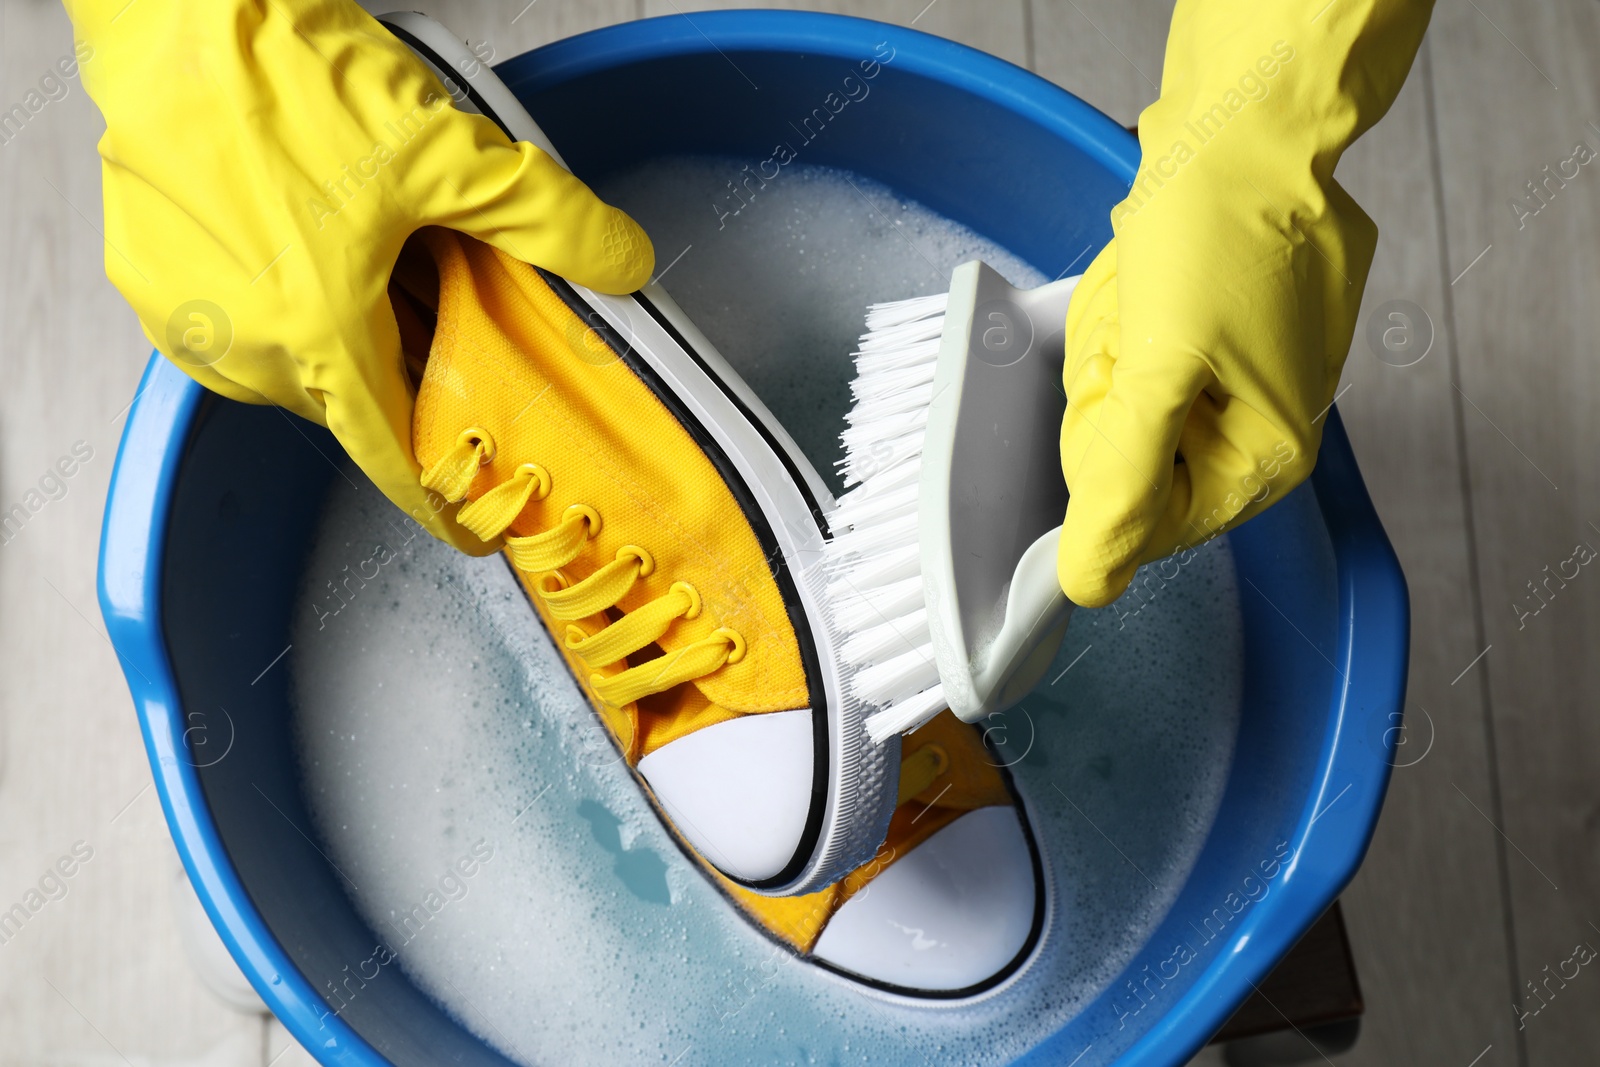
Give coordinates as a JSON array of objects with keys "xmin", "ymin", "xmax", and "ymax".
[{"xmin": 97, "ymin": 11, "xmax": 1408, "ymax": 1066}]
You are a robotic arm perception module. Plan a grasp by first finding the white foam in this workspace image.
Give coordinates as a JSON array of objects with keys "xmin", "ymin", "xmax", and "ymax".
[
  {"xmin": 291, "ymin": 158, "xmax": 1245, "ymax": 1066},
  {"xmin": 598, "ymin": 157, "xmax": 1047, "ymax": 495}
]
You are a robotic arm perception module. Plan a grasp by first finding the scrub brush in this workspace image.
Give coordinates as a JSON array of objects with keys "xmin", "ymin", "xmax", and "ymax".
[{"xmin": 824, "ymin": 262, "xmax": 1082, "ymax": 742}]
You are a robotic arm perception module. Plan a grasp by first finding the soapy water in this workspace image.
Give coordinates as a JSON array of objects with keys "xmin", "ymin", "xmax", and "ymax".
[
  {"xmin": 291, "ymin": 159, "xmax": 1244, "ymax": 1065},
  {"xmin": 596, "ymin": 156, "xmax": 1053, "ymax": 495}
]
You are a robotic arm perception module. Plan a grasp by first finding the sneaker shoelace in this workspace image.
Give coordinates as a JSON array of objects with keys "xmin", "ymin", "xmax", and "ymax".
[{"xmin": 422, "ymin": 426, "xmax": 746, "ymax": 706}]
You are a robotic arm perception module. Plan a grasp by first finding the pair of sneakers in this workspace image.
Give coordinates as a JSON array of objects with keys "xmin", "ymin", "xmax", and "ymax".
[
  {"xmin": 389, "ymin": 18, "xmax": 1048, "ymax": 1000},
  {"xmin": 396, "ymin": 229, "xmax": 1048, "ymax": 998}
]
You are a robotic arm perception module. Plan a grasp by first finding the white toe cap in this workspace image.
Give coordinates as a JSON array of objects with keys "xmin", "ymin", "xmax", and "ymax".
[
  {"xmin": 811, "ymin": 805, "xmax": 1038, "ymax": 992},
  {"xmin": 636, "ymin": 708, "xmax": 815, "ymax": 883}
]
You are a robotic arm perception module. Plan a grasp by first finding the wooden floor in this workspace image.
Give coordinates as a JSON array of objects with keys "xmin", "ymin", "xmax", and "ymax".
[{"xmin": 1, "ymin": 0, "xmax": 1595, "ymax": 1063}]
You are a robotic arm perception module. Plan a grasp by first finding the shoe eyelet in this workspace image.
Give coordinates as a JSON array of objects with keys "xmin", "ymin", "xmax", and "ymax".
[
  {"xmin": 563, "ymin": 623, "xmax": 590, "ymax": 649},
  {"xmin": 565, "ymin": 503, "xmax": 602, "ymax": 539},
  {"xmin": 923, "ymin": 744, "xmax": 950, "ymax": 778},
  {"xmin": 714, "ymin": 627, "xmax": 747, "ymax": 665},
  {"xmin": 671, "ymin": 581, "xmax": 702, "ymax": 620},
  {"xmin": 458, "ymin": 427, "xmax": 495, "ymax": 465},
  {"xmin": 516, "ymin": 462, "xmax": 552, "ymax": 501},
  {"xmin": 535, "ymin": 570, "xmax": 570, "ymax": 596},
  {"xmin": 618, "ymin": 544, "xmax": 655, "ymax": 577}
]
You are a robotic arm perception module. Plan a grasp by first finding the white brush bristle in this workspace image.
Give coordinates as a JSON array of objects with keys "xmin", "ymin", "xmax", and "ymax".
[{"xmin": 823, "ymin": 292, "xmax": 951, "ymax": 744}]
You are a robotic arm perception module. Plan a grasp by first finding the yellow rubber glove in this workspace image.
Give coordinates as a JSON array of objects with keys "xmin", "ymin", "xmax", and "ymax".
[
  {"xmin": 1057, "ymin": 0, "xmax": 1433, "ymax": 607},
  {"xmin": 66, "ymin": 0, "xmax": 653, "ymax": 554}
]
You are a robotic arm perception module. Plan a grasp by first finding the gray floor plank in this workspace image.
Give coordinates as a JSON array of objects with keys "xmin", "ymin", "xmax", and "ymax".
[
  {"xmin": 1028, "ymin": 0, "xmax": 1169, "ymax": 125},
  {"xmin": 1428, "ymin": 0, "xmax": 1600, "ymax": 1062},
  {"xmin": 1330, "ymin": 38, "xmax": 1523, "ymax": 1067},
  {"xmin": 266, "ymin": 1019, "xmax": 323, "ymax": 1067},
  {"xmin": 0, "ymin": 3, "xmax": 270, "ymax": 1061}
]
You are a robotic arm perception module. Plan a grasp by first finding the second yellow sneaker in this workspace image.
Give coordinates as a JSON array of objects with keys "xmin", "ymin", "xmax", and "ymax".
[{"xmin": 725, "ymin": 710, "xmax": 1048, "ymax": 996}]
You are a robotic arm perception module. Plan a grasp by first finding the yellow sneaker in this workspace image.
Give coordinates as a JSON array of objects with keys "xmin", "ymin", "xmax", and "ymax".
[
  {"xmin": 400, "ymin": 227, "xmax": 899, "ymax": 895},
  {"xmin": 725, "ymin": 711, "xmax": 1047, "ymax": 996}
]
